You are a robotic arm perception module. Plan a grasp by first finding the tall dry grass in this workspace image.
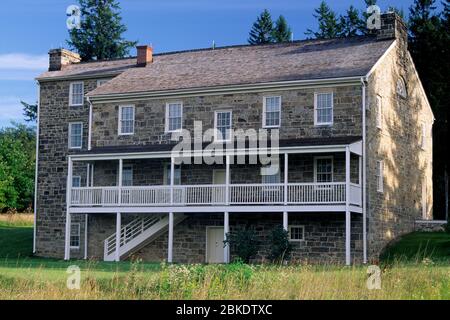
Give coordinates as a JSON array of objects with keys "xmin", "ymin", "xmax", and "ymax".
[
  {"xmin": 0, "ymin": 260, "xmax": 449, "ymax": 300},
  {"xmin": 0, "ymin": 213, "xmax": 34, "ymax": 227}
]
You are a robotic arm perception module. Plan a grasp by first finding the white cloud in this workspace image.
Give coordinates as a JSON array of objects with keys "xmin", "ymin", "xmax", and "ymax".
[
  {"xmin": 0, "ymin": 53, "xmax": 47, "ymax": 70},
  {"xmin": 0, "ymin": 96, "xmax": 29, "ymax": 127}
]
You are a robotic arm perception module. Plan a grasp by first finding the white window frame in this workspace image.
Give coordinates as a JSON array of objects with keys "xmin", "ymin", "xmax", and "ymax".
[
  {"xmin": 397, "ymin": 78, "xmax": 407, "ymax": 98},
  {"xmin": 314, "ymin": 156, "xmax": 334, "ymax": 183},
  {"xmin": 118, "ymin": 105, "xmax": 135, "ymax": 135},
  {"xmin": 288, "ymin": 225, "xmax": 305, "ymax": 242},
  {"xmin": 262, "ymin": 96, "xmax": 281, "ymax": 128},
  {"xmin": 122, "ymin": 164, "xmax": 133, "ymax": 187},
  {"xmin": 68, "ymin": 122, "xmax": 83, "ymax": 149},
  {"xmin": 314, "ymin": 92, "xmax": 334, "ymax": 126},
  {"xmin": 376, "ymin": 95, "xmax": 383, "ymax": 130},
  {"xmin": 376, "ymin": 160, "xmax": 384, "ymax": 193},
  {"xmin": 70, "ymin": 223, "xmax": 81, "ymax": 249},
  {"xmin": 214, "ymin": 110, "xmax": 233, "ymax": 142},
  {"xmin": 72, "ymin": 176, "xmax": 81, "ymax": 188},
  {"xmin": 96, "ymin": 79, "xmax": 110, "ymax": 87},
  {"xmin": 69, "ymin": 81, "xmax": 84, "ymax": 106},
  {"xmin": 165, "ymin": 102, "xmax": 183, "ymax": 133}
]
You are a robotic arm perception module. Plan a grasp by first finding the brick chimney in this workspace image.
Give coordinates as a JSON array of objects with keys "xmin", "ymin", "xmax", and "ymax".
[
  {"xmin": 136, "ymin": 45, "xmax": 153, "ymax": 67},
  {"xmin": 48, "ymin": 48, "xmax": 81, "ymax": 71},
  {"xmin": 377, "ymin": 12, "xmax": 408, "ymax": 46}
]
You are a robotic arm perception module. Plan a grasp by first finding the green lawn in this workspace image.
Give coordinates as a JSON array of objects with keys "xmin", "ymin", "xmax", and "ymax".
[{"xmin": 0, "ymin": 215, "xmax": 449, "ymax": 299}]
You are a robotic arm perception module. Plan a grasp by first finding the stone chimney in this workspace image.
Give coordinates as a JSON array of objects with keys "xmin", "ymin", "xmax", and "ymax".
[
  {"xmin": 377, "ymin": 12, "xmax": 408, "ymax": 46},
  {"xmin": 136, "ymin": 45, "xmax": 153, "ymax": 67},
  {"xmin": 48, "ymin": 48, "xmax": 81, "ymax": 71}
]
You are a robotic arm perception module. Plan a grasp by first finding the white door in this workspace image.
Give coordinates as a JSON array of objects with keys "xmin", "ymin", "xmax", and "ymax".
[
  {"xmin": 212, "ymin": 170, "xmax": 226, "ymax": 203},
  {"xmin": 206, "ymin": 227, "xmax": 225, "ymax": 263}
]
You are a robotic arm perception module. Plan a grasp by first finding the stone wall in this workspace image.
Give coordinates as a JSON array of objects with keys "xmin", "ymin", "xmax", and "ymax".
[
  {"xmin": 365, "ymin": 40, "xmax": 434, "ymax": 261},
  {"xmin": 414, "ymin": 220, "xmax": 447, "ymax": 232},
  {"xmin": 91, "ymin": 86, "xmax": 362, "ymax": 148},
  {"xmin": 86, "ymin": 213, "xmax": 363, "ymax": 264}
]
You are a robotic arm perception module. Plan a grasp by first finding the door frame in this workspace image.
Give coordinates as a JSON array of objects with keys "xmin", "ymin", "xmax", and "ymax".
[
  {"xmin": 205, "ymin": 226, "xmax": 225, "ymax": 263},
  {"xmin": 212, "ymin": 169, "xmax": 227, "ymax": 184}
]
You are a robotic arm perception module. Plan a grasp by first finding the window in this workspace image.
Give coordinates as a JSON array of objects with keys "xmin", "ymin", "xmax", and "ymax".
[
  {"xmin": 72, "ymin": 176, "xmax": 81, "ymax": 188},
  {"xmin": 164, "ymin": 165, "xmax": 181, "ymax": 185},
  {"xmin": 376, "ymin": 95, "xmax": 383, "ymax": 129},
  {"xmin": 376, "ymin": 160, "xmax": 384, "ymax": 193},
  {"xmin": 97, "ymin": 79, "xmax": 110, "ymax": 87},
  {"xmin": 215, "ymin": 111, "xmax": 232, "ymax": 141},
  {"xmin": 122, "ymin": 165, "xmax": 133, "ymax": 186},
  {"xmin": 165, "ymin": 102, "xmax": 183, "ymax": 132},
  {"xmin": 119, "ymin": 105, "xmax": 135, "ymax": 135},
  {"xmin": 70, "ymin": 223, "xmax": 80, "ymax": 249},
  {"xmin": 421, "ymin": 123, "xmax": 427, "ymax": 150},
  {"xmin": 289, "ymin": 225, "xmax": 305, "ymax": 242},
  {"xmin": 261, "ymin": 166, "xmax": 280, "ymax": 184},
  {"xmin": 69, "ymin": 82, "xmax": 84, "ymax": 106},
  {"xmin": 68, "ymin": 122, "xmax": 83, "ymax": 149},
  {"xmin": 314, "ymin": 92, "xmax": 333, "ymax": 125},
  {"xmin": 397, "ymin": 78, "xmax": 407, "ymax": 98},
  {"xmin": 314, "ymin": 156, "xmax": 333, "ymax": 183},
  {"xmin": 263, "ymin": 96, "xmax": 281, "ymax": 128}
]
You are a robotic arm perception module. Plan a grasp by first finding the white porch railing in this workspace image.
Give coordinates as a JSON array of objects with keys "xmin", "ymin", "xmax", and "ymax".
[{"xmin": 71, "ymin": 182, "xmax": 361, "ymax": 207}]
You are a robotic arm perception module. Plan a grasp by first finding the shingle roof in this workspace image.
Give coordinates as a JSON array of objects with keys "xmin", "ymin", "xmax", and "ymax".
[
  {"xmin": 38, "ymin": 36, "xmax": 394, "ymax": 94},
  {"xmin": 37, "ymin": 57, "xmax": 136, "ymax": 80},
  {"xmin": 78, "ymin": 136, "xmax": 362, "ymax": 156}
]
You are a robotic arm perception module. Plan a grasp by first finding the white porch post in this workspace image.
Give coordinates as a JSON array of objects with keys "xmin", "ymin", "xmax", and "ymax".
[
  {"xmin": 118, "ymin": 159, "xmax": 123, "ymax": 205},
  {"xmin": 345, "ymin": 146, "xmax": 351, "ymax": 266},
  {"xmin": 283, "ymin": 153, "xmax": 289, "ymax": 231},
  {"xmin": 225, "ymin": 155, "xmax": 230, "ymax": 205},
  {"xmin": 115, "ymin": 212, "xmax": 121, "ymax": 262},
  {"xmin": 168, "ymin": 212, "xmax": 174, "ymax": 263},
  {"xmin": 84, "ymin": 164, "xmax": 90, "ymax": 260},
  {"xmin": 283, "ymin": 212, "xmax": 288, "ymax": 231},
  {"xmin": 170, "ymin": 157, "xmax": 175, "ymax": 204},
  {"xmin": 224, "ymin": 212, "xmax": 229, "ymax": 263},
  {"xmin": 64, "ymin": 157, "xmax": 73, "ymax": 260}
]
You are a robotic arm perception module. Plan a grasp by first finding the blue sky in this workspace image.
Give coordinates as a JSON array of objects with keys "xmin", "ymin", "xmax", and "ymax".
[{"xmin": 0, "ymin": 0, "xmax": 433, "ymax": 128}]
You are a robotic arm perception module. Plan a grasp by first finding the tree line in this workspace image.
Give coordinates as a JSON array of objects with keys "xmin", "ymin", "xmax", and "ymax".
[{"xmin": 1, "ymin": 0, "xmax": 448, "ymax": 218}]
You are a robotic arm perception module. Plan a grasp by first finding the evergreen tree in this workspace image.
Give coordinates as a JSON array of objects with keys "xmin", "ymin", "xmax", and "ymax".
[
  {"xmin": 248, "ymin": 9, "xmax": 274, "ymax": 44},
  {"xmin": 409, "ymin": 0, "xmax": 448, "ymax": 219},
  {"xmin": 272, "ymin": 15, "xmax": 292, "ymax": 42},
  {"xmin": 339, "ymin": 5, "xmax": 364, "ymax": 37},
  {"xmin": 67, "ymin": 0, "xmax": 137, "ymax": 61},
  {"xmin": 21, "ymin": 101, "xmax": 37, "ymax": 122},
  {"xmin": 305, "ymin": 1, "xmax": 342, "ymax": 39}
]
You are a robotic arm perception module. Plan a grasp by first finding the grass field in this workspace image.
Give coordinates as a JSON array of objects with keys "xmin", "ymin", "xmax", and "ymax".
[{"xmin": 0, "ymin": 213, "xmax": 449, "ymax": 300}]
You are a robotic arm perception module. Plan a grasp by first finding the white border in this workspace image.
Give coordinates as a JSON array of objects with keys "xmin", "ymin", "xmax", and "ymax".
[
  {"xmin": 314, "ymin": 92, "xmax": 334, "ymax": 126},
  {"xmin": 214, "ymin": 110, "xmax": 232, "ymax": 142},
  {"xmin": 70, "ymin": 222, "xmax": 81, "ymax": 249},
  {"xmin": 288, "ymin": 225, "xmax": 305, "ymax": 242},
  {"xmin": 313, "ymin": 155, "xmax": 334, "ymax": 183},
  {"xmin": 68, "ymin": 122, "xmax": 83, "ymax": 149},
  {"xmin": 69, "ymin": 81, "xmax": 84, "ymax": 106},
  {"xmin": 118, "ymin": 105, "xmax": 135, "ymax": 135},
  {"xmin": 262, "ymin": 96, "xmax": 281, "ymax": 128},
  {"xmin": 165, "ymin": 102, "xmax": 183, "ymax": 133}
]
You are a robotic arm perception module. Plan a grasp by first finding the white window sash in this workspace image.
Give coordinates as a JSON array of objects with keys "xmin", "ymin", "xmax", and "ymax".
[
  {"xmin": 376, "ymin": 95, "xmax": 383, "ymax": 129},
  {"xmin": 72, "ymin": 176, "xmax": 81, "ymax": 188},
  {"xmin": 214, "ymin": 110, "xmax": 232, "ymax": 142},
  {"xmin": 288, "ymin": 225, "xmax": 305, "ymax": 242},
  {"xmin": 376, "ymin": 160, "xmax": 384, "ymax": 193},
  {"xmin": 69, "ymin": 82, "xmax": 84, "ymax": 106},
  {"xmin": 118, "ymin": 105, "xmax": 135, "ymax": 135},
  {"xmin": 314, "ymin": 156, "xmax": 334, "ymax": 183},
  {"xmin": 421, "ymin": 123, "xmax": 426, "ymax": 149},
  {"xmin": 314, "ymin": 92, "xmax": 333, "ymax": 126},
  {"xmin": 165, "ymin": 102, "xmax": 183, "ymax": 133},
  {"xmin": 263, "ymin": 96, "xmax": 281, "ymax": 128},
  {"xmin": 70, "ymin": 223, "xmax": 81, "ymax": 249},
  {"xmin": 122, "ymin": 165, "xmax": 133, "ymax": 187},
  {"xmin": 68, "ymin": 122, "xmax": 83, "ymax": 149}
]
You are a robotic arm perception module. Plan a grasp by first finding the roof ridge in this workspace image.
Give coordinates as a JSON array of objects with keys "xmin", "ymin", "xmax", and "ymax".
[{"xmin": 70, "ymin": 35, "xmax": 375, "ymax": 66}]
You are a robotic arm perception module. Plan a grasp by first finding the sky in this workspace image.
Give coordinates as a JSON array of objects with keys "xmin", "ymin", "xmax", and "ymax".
[{"xmin": 0, "ymin": 0, "xmax": 436, "ymax": 128}]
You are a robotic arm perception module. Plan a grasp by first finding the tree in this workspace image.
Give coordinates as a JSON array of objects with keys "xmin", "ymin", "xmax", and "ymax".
[
  {"xmin": 224, "ymin": 227, "xmax": 259, "ymax": 263},
  {"xmin": 0, "ymin": 124, "xmax": 36, "ymax": 211},
  {"xmin": 272, "ymin": 15, "xmax": 292, "ymax": 42},
  {"xmin": 408, "ymin": 0, "xmax": 449, "ymax": 219},
  {"xmin": 305, "ymin": 1, "xmax": 342, "ymax": 39},
  {"xmin": 67, "ymin": 0, "xmax": 137, "ymax": 61},
  {"xmin": 21, "ymin": 101, "xmax": 37, "ymax": 122},
  {"xmin": 268, "ymin": 226, "xmax": 292, "ymax": 263},
  {"xmin": 339, "ymin": 5, "xmax": 364, "ymax": 37},
  {"xmin": 248, "ymin": 9, "xmax": 274, "ymax": 44}
]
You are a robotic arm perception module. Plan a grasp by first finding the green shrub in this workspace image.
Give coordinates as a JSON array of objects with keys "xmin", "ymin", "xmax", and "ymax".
[
  {"xmin": 224, "ymin": 227, "xmax": 259, "ymax": 263},
  {"xmin": 268, "ymin": 226, "xmax": 292, "ymax": 263},
  {"xmin": 444, "ymin": 223, "xmax": 450, "ymax": 234}
]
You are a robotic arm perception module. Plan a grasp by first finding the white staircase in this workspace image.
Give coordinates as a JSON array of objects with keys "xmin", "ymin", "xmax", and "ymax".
[{"xmin": 104, "ymin": 213, "xmax": 187, "ymax": 261}]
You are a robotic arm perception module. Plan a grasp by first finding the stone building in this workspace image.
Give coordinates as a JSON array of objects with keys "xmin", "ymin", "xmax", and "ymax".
[{"xmin": 35, "ymin": 13, "xmax": 434, "ymax": 265}]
